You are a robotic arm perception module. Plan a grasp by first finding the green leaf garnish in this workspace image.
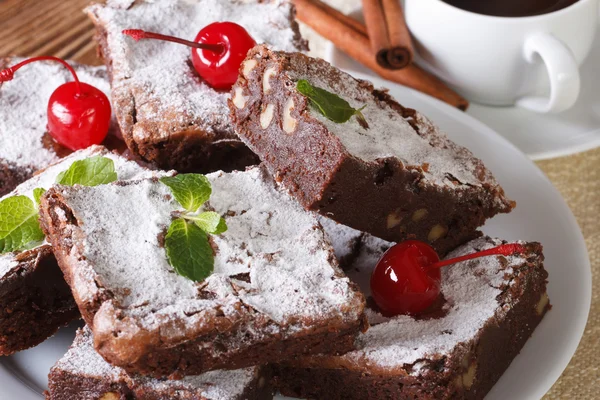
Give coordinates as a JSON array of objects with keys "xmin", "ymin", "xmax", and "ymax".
[
  {"xmin": 296, "ymin": 79, "xmax": 368, "ymax": 127},
  {"xmin": 0, "ymin": 196, "xmax": 45, "ymax": 254},
  {"xmin": 185, "ymin": 211, "xmax": 228, "ymax": 235},
  {"xmin": 33, "ymin": 188, "xmax": 46, "ymax": 205},
  {"xmin": 56, "ymin": 156, "xmax": 117, "ymax": 187},
  {"xmin": 160, "ymin": 174, "xmax": 212, "ymax": 213},
  {"xmin": 164, "ymin": 218, "xmax": 214, "ymax": 282},
  {"xmin": 159, "ymin": 174, "xmax": 228, "ymax": 282}
]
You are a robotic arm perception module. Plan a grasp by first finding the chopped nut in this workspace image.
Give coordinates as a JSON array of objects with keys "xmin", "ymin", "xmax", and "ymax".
[
  {"xmin": 428, "ymin": 224, "xmax": 448, "ymax": 242},
  {"xmin": 242, "ymin": 59, "xmax": 257, "ymax": 77},
  {"xmin": 232, "ymin": 87, "xmax": 247, "ymax": 109},
  {"xmin": 263, "ymin": 66, "xmax": 277, "ymax": 94},
  {"xmin": 453, "ymin": 362, "xmax": 477, "ymax": 390},
  {"xmin": 387, "ymin": 209, "xmax": 403, "ymax": 229},
  {"xmin": 462, "ymin": 363, "xmax": 477, "ymax": 389},
  {"xmin": 412, "ymin": 208, "xmax": 428, "ymax": 222},
  {"xmin": 260, "ymin": 104, "xmax": 275, "ymax": 129},
  {"xmin": 536, "ymin": 292, "xmax": 549, "ymax": 315},
  {"xmin": 283, "ymin": 98, "xmax": 297, "ymax": 133},
  {"xmin": 99, "ymin": 393, "xmax": 120, "ymax": 400}
]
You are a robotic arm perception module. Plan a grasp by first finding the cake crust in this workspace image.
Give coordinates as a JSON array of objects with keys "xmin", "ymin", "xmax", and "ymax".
[
  {"xmin": 229, "ymin": 46, "xmax": 514, "ymax": 255},
  {"xmin": 0, "ymin": 145, "xmax": 158, "ymax": 355},
  {"xmin": 46, "ymin": 327, "xmax": 273, "ymax": 400},
  {"xmin": 86, "ymin": 0, "xmax": 307, "ymax": 173},
  {"xmin": 40, "ymin": 168, "xmax": 366, "ymax": 378},
  {"xmin": 273, "ymin": 236, "xmax": 550, "ymax": 400}
]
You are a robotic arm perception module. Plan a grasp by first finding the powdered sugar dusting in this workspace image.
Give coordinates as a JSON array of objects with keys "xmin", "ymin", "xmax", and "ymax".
[
  {"xmin": 0, "ymin": 59, "xmax": 111, "ymax": 171},
  {"xmin": 55, "ymin": 168, "xmax": 362, "ymax": 339},
  {"xmin": 0, "ymin": 146, "xmax": 156, "ymax": 280},
  {"xmin": 322, "ymin": 230, "xmax": 526, "ymax": 372},
  {"xmin": 54, "ymin": 327, "xmax": 259, "ymax": 400},
  {"xmin": 319, "ymin": 216, "xmax": 362, "ymax": 266},
  {"xmin": 87, "ymin": 0, "xmax": 304, "ymax": 140},
  {"xmin": 286, "ymin": 55, "xmax": 497, "ymax": 189}
]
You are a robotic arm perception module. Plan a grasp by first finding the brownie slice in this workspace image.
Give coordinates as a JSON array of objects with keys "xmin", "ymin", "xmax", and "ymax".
[
  {"xmin": 46, "ymin": 327, "xmax": 272, "ymax": 400},
  {"xmin": 0, "ymin": 57, "xmax": 116, "ymax": 196},
  {"xmin": 0, "ymin": 145, "xmax": 158, "ymax": 356},
  {"xmin": 273, "ymin": 235, "xmax": 550, "ymax": 400},
  {"xmin": 40, "ymin": 167, "xmax": 367, "ymax": 378},
  {"xmin": 229, "ymin": 46, "xmax": 514, "ymax": 255},
  {"xmin": 85, "ymin": 0, "xmax": 308, "ymax": 173}
]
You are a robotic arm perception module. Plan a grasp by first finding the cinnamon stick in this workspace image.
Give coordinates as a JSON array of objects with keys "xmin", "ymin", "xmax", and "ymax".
[
  {"xmin": 294, "ymin": 0, "xmax": 469, "ymax": 110},
  {"xmin": 362, "ymin": 0, "xmax": 414, "ymax": 69},
  {"xmin": 382, "ymin": 0, "xmax": 414, "ymax": 68}
]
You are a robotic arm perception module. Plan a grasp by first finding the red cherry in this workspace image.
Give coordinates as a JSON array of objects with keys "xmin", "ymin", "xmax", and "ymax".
[
  {"xmin": 0, "ymin": 56, "xmax": 111, "ymax": 151},
  {"xmin": 123, "ymin": 22, "xmax": 256, "ymax": 90},
  {"xmin": 371, "ymin": 240, "xmax": 441, "ymax": 316},
  {"xmin": 370, "ymin": 240, "xmax": 528, "ymax": 317}
]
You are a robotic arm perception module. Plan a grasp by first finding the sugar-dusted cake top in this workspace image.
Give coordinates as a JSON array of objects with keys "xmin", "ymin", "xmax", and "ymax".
[
  {"xmin": 336, "ymin": 235, "xmax": 538, "ymax": 373},
  {"xmin": 262, "ymin": 49, "xmax": 505, "ymax": 194},
  {"xmin": 0, "ymin": 146, "xmax": 155, "ymax": 280},
  {"xmin": 310, "ymin": 223, "xmax": 541, "ymax": 374},
  {"xmin": 52, "ymin": 167, "xmax": 363, "ymax": 339},
  {"xmin": 87, "ymin": 0, "xmax": 306, "ymax": 139},
  {"xmin": 54, "ymin": 327, "xmax": 260, "ymax": 400},
  {"xmin": 0, "ymin": 58, "xmax": 111, "ymax": 172}
]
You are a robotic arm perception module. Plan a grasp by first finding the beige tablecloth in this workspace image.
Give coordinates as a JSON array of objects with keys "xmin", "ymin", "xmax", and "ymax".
[{"xmin": 0, "ymin": 0, "xmax": 598, "ymax": 397}]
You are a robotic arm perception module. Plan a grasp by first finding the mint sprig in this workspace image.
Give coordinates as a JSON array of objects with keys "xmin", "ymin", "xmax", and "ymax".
[
  {"xmin": 160, "ymin": 174, "xmax": 227, "ymax": 282},
  {"xmin": 0, "ymin": 196, "xmax": 45, "ymax": 253},
  {"xmin": 56, "ymin": 156, "xmax": 117, "ymax": 186},
  {"xmin": 0, "ymin": 156, "xmax": 120, "ymax": 255},
  {"xmin": 165, "ymin": 219, "xmax": 214, "ymax": 282},
  {"xmin": 296, "ymin": 79, "xmax": 368, "ymax": 128}
]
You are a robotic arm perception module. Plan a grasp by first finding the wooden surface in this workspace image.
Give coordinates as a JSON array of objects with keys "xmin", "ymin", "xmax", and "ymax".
[
  {"xmin": 1, "ymin": 0, "xmax": 598, "ymax": 398},
  {"xmin": 0, "ymin": 0, "xmax": 101, "ymax": 66}
]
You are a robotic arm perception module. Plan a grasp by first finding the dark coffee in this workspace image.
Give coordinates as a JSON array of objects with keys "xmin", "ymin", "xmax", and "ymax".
[{"xmin": 441, "ymin": 0, "xmax": 579, "ymax": 17}]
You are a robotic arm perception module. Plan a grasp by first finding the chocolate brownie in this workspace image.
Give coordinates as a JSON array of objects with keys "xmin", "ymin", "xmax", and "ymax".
[
  {"xmin": 273, "ymin": 235, "xmax": 550, "ymax": 400},
  {"xmin": 46, "ymin": 327, "xmax": 272, "ymax": 400},
  {"xmin": 229, "ymin": 46, "xmax": 514, "ymax": 255},
  {"xmin": 0, "ymin": 145, "xmax": 158, "ymax": 356},
  {"xmin": 0, "ymin": 57, "xmax": 116, "ymax": 196},
  {"xmin": 85, "ymin": 0, "xmax": 308, "ymax": 173},
  {"xmin": 40, "ymin": 167, "xmax": 367, "ymax": 378}
]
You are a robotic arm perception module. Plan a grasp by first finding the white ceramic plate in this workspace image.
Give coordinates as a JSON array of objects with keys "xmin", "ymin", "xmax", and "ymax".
[
  {"xmin": 0, "ymin": 74, "xmax": 591, "ymax": 399},
  {"xmin": 325, "ymin": 17, "xmax": 600, "ymax": 160}
]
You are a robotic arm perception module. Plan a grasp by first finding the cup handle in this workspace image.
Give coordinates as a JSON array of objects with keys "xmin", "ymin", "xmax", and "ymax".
[{"xmin": 516, "ymin": 33, "xmax": 580, "ymax": 114}]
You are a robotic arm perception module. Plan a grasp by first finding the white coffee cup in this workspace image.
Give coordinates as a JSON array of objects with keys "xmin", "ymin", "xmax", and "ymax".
[{"xmin": 404, "ymin": 0, "xmax": 599, "ymax": 113}]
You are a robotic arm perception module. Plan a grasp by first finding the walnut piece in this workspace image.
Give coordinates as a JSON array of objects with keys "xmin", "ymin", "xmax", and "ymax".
[
  {"xmin": 283, "ymin": 98, "xmax": 297, "ymax": 133},
  {"xmin": 242, "ymin": 59, "xmax": 257, "ymax": 78},
  {"xmin": 428, "ymin": 224, "xmax": 448, "ymax": 242},
  {"xmin": 232, "ymin": 87, "xmax": 247, "ymax": 109},
  {"xmin": 263, "ymin": 66, "xmax": 277, "ymax": 94},
  {"xmin": 260, "ymin": 104, "xmax": 275, "ymax": 129},
  {"xmin": 412, "ymin": 208, "xmax": 428, "ymax": 222}
]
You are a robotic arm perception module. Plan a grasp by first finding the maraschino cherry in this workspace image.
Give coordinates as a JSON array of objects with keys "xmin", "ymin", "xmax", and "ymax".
[
  {"xmin": 0, "ymin": 56, "xmax": 111, "ymax": 151},
  {"xmin": 370, "ymin": 240, "xmax": 527, "ymax": 316},
  {"xmin": 123, "ymin": 22, "xmax": 256, "ymax": 90}
]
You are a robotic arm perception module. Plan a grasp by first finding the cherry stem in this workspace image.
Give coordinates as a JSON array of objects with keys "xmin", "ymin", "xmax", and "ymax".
[
  {"xmin": 0, "ymin": 56, "xmax": 82, "ymax": 94},
  {"xmin": 122, "ymin": 29, "xmax": 225, "ymax": 54},
  {"xmin": 430, "ymin": 243, "xmax": 528, "ymax": 269}
]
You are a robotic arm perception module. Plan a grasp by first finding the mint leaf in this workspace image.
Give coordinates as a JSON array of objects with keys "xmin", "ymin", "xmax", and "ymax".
[
  {"xmin": 33, "ymin": 188, "xmax": 46, "ymax": 205},
  {"xmin": 0, "ymin": 196, "xmax": 45, "ymax": 254},
  {"xmin": 160, "ymin": 174, "xmax": 211, "ymax": 212},
  {"xmin": 56, "ymin": 156, "xmax": 117, "ymax": 187},
  {"xmin": 164, "ymin": 218, "xmax": 214, "ymax": 282},
  {"xmin": 185, "ymin": 211, "xmax": 228, "ymax": 234},
  {"xmin": 296, "ymin": 79, "xmax": 368, "ymax": 127}
]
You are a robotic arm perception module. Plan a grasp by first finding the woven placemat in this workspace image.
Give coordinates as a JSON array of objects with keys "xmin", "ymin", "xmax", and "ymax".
[{"xmin": 0, "ymin": 0, "xmax": 597, "ymax": 397}]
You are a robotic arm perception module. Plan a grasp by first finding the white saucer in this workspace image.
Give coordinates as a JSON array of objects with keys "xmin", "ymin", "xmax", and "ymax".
[
  {"xmin": 0, "ymin": 74, "xmax": 591, "ymax": 400},
  {"xmin": 325, "ymin": 23, "xmax": 600, "ymax": 160}
]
